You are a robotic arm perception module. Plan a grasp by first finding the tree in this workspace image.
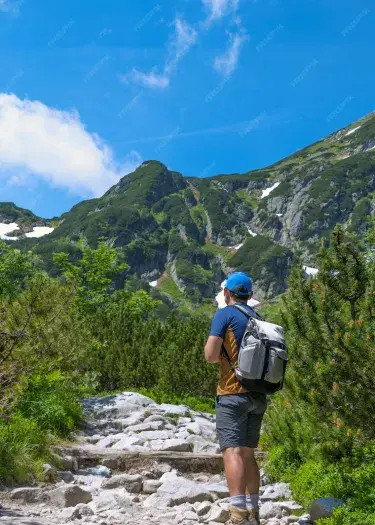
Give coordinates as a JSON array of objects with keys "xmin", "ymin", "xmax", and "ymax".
[
  {"xmin": 0, "ymin": 241, "xmax": 38, "ymax": 300},
  {"xmin": 53, "ymin": 242, "xmax": 128, "ymax": 316},
  {"xmin": 265, "ymin": 226, "xmax": 375, "ymax": 462}
]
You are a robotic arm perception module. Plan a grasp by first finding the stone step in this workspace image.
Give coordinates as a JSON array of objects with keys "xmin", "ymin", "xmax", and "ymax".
[{"xmin": 54, "ymin": 445, "xmax": 266, "ymax": 474}]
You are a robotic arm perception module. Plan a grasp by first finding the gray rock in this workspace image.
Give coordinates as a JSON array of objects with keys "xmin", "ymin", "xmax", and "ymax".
[
  {"xmin": 10, "ymin": 487, "xmax": 45, "ymax": 503},
  {"xmin": 95, "ymin": 434, "xmax": 123, "ymax": 448},
  {"xmin": 203, "ymin": 483, "xmax": 229, "ymax": 499},
  {"xmin": 261, "ymin": 483, "xmax": 292, "ymax": 502},
  {"xmin": 126, "ymin": 421, "xmax": 165, "ymax": 433},
  {"xmin": 278, "ymin": 500, "xmax": 303, "ymax": 513},
  {"xmin": 186, "ymin": 435, "xmax": 220, "ymax": 454},
  {"xmin": 149, "ymin": 403, "xmax": 190, "ymax": 417},
  {"xmin": 49, "ymin": 484, "xmax": 93, "ymax": 507},
  {"xmin": 310, "ymin": 498, "xmax": 344, "ymax": 522},
  {"xmin": 43, "ymin": 463, "xmax": 57, "ymax": 481},
  {"xmin": 59, "ymin": 455, "xmax": 78, "ymax": 472},
  {"xmin": 143, "ymin": 479, "xmax": 162, "ymax": 494},
  {"xmin": 102, "ymin": 473, "xmax": 142, "ymax": 493},
  {"xmin": 145, "ymin": 472, "xmax": 214, "ymax": 508},
  {"xmin": 111, "ymin": 435, "xmax": 143, "ymax": 450},
  {"xmin": 194, "ymin": 500, "xmax": 212, "ymax": 516},
  {"xmin": 91, "ymin": 488, "xmax": 134, "ymax": 511},
  {"xmin": 149, "ymin": 438, "xmax": 193, "ymax": 452},
  {"xmin": 135, "ymin": 430, "xmax": 173, "ymax": 440},
  {"xmin": 61, "ymin": 503, "xmax": 94, "ymax": 520},
  {"xmin": 57, "ymin": 471, "xmax": 74, "ymax": 483},
  {"xmin": 204, "ymin": 505, "xmax": 229, "ymax": 523},
  {"xmin": 101, "ymin": 458, "xmax": 119, "ymax": 470},
  {"xmin": 259, "ymin": 501, "xmax": 282, "ymax": 520}
]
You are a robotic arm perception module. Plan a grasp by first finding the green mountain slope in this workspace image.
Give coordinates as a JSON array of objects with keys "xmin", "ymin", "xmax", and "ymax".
[{"xmin": 10, "ymin": 111, "xmax": 375, "ymax": 305}]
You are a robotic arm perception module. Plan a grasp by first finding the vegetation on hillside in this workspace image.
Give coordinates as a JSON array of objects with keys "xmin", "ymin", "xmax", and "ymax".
[{"xmin": 263, "ymin": 226, "xmax": 375, "ymax": 524}]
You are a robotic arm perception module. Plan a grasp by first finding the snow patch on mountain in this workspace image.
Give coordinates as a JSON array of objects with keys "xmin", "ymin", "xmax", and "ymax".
[
  {"xmin": 25, "ymin": 226, "xmax": 54, "ymax": 238},
  {"xmin": 234, "ymin": 242, "xmax": 244, "ymax": 250},
  {"xmin": 149, "ymin": 280, "xmax": 158, "ymax": 287},
  {"xmin": 0, "ymin": 222, "xmax": 19, "ymax": 239},
  {"xmin": 345, "ymin": 126, "xmax": 361, "ymax": 136},
  {"xmin": 303, "ymin": 265, "xmax": 319, "ymax": 276},
  {"xmin": 261, "ymin": 182, "xmax": 280, "ymax": 199},
  {"xmin": 248, "ymin": 228, "xmax": 257, "ymax": 237},
  {"xmin": 0, "ymin": 223, "xmax": 54, "ymax": 240}
]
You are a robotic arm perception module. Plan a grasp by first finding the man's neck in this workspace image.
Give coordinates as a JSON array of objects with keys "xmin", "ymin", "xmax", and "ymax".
[{"xmin": 228, "ymin": 299, "xmax": 248, "ymax": 306}]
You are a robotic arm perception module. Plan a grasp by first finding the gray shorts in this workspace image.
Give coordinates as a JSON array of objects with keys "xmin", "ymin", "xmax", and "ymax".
[{"xmin": 216, "ymin": 392, "xmax": 267, "ymax": 451}]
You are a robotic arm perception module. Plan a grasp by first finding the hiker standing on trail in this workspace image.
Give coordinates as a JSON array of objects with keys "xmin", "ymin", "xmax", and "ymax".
[{"xmin": 204, "ymin": 272, "xmax": 267, "ymax": 525}]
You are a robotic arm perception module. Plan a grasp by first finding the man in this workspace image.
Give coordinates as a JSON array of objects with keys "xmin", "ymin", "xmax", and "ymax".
[{"xmin": 205, "ymin": 272, "xmax": 267, "ymax": 525}]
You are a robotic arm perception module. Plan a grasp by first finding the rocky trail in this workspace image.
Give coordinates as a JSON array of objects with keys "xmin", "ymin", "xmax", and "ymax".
[{"xmin": 0, "ymin": 392, "xmax": 311, "ymax": 525}]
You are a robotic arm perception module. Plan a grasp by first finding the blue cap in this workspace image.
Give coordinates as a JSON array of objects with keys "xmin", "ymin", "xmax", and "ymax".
[{"xmin": 225, "ymin": 272, "xmax": 252, "ymax": 297}]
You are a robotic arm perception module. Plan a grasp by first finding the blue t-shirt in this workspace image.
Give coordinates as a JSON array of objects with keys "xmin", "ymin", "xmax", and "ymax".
[
  {"xmin": 210, "ymin": 304, "xmax": 261, "ymax": 348},
  {"xmin": 210, "ymin": 303, "xmax": 262, "ymax": 395}
]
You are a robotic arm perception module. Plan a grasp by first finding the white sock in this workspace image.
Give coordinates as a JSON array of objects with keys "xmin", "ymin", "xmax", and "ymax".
[
  {"xmin": 230, "ymin": 494, "xmax": 247, "ymax": 510},
  {"xmin": 246, "ymin": 493, "xmax": 259, "ymax": 511}
]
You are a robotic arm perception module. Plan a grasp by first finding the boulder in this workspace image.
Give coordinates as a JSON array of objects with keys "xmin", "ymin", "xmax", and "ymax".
[
  {"xmin": 310, "ymin": 498, "xmax": 344, "ymax": 522},
  {"xmin": 57, "ymin": 471, "xmax": 74, "ymax": 483},
  {"xmin": 145, "ymin": 472, "xmax": 214, "ymax": 508},
  {"xmin": 49, "ymin": 484, "xmax": 92, "ymax": 507},
  {"xmin": 143, "ymin": 479, "xmax": 162, "ymax": 494},
  {"xmin": 278, "ymin": 500, "xmax": 304, "ymax": 513},
  {"xmin": 60, "ymin": 503, "xmax": 94, "ymax": 521},
  {"xmin": 111, "ymin": 435, "xmax": 144, "ymax": 450},
  {"xmin": 10, "ymin": 487, "xmax": 45, "ymax": 503},
  {"xmin": 91, "ymin": 488, "xmax": 134, "ymax": 511},
  {"xmin": 261, "ymin": 483, "xmax": 292, "ymax": 502},
  {"xmin": 260, "ymin": 501, "xmax": 282, "ymax": 520},
  {"xmin": 149, "ymin": 438, "xmax": 193, "ymax": 452},
  {"xmin": 102, "ymin": 473, "xmax": 142, "ymax": 493},
  {"xmin": 204, "ymin": 504, "xmax": 229, "ymax": 523},
  {"xmin": 59, "ymin": 455, "xmax": 78, "ymax": 472},
  {"xmin": 42, "ymin": 463, "xmax": 57, "ymax": 481},
  {"xmin": 101, "ymin": 457, "xmax": 119, "ymax": 470},
  {"xmin": 135, "ymin": 430, "xmax": 173, "ymax": 440},
  {"xmin": 202, "ymin": 483, "xmax": 229, "ymax": 499},
  {"xmin": 194, "ymin": 500, "xmax": 212, "ymax": 516},
  {"xmin": 150, "ymin": 403, "xmax": 190, "ymax": 417}
]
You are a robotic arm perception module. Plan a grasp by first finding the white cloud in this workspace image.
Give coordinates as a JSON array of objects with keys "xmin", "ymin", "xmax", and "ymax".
[
  {"xmin": 165, "ymin": 17, "xmax": 198, "ymax": 74},
  {"xmin": 125, "ymin": 17, "xmax": 197, "ymax": 90},
  {"xmin": 0, "ymin": 94, "xmax": 142, "ymax": 197},
  {"xmin": 0, "ymin": 0, "xmax": 24, "ymax": 15},
  {"xmin": 202, "ymin": 0, "xmax": 239, "ymax": 24},
  {"xmin": 126, "ymin": 68, "xmax": 170, "ymax": 89},
  {"xmin": 214, "ymin": 30, "xmax": 248, "ymax": 76}
]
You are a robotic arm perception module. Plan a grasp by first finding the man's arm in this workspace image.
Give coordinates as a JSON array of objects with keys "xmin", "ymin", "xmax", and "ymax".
[{"xmin": 204, "ymin": 335, "xmax": 223, "ymax": 363}]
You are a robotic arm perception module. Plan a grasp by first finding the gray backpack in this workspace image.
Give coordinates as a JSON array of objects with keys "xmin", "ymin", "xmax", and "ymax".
[{"xmin": 223, "ymin": 304, "xmax": 288, "ymax": 394}]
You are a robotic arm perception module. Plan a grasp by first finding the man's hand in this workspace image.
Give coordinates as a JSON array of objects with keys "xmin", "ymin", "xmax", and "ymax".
[{"xmin": 204, "ymin": 335, "xmax": 223, "ymax": 363}]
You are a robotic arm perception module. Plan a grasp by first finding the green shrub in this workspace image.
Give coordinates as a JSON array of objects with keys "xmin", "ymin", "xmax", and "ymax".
[
  {"xmin": 17, "ymin": 371, "xmax": 84, "ymax": 437},
  {"xmin": 0, "ymin": 414, "xmax": 49, "ymax": 484}
]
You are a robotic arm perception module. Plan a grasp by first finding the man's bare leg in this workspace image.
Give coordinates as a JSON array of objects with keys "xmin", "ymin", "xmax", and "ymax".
[
  {"xmin": 223, "ymin": 447, "xmax": 250, "ymax": 524},
  {"xmin": 243, "ymin": 447, "xmax": 260, "ymax": 494}
]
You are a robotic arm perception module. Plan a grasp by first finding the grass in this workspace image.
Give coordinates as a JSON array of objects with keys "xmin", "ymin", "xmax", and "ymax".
[{"xmin": 158, "ymin": 274, "xmax": 186, "ymax": 301}]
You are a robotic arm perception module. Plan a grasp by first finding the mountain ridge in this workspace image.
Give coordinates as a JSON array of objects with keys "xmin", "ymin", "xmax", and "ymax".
[{"xmin": 5, "ymin": 110, "xmax": 375, "ymax": 307}]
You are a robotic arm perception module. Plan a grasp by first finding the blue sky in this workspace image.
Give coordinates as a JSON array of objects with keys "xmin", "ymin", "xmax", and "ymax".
[{"xmin": 0, "ymin": 0, "xmax": 373, "ymax": 218}]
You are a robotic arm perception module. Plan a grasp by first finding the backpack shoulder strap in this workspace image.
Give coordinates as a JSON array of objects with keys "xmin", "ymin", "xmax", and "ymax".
[{"xmin": 234, "ymin": 304, "xmax": 263, "ymax": 321}]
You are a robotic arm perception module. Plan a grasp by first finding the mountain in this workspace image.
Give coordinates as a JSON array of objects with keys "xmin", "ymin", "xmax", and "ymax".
[
  {"xmin": 0, "ymin": 203, "xmax": 54, "ymax": 240},
  {"xmin": 7, "ymin": 111, "xmax": 375, "ymax": 307}
]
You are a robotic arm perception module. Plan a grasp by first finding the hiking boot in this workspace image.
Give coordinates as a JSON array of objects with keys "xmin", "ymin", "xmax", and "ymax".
[{"xmin": 227, "ymin": 507, "xmax": 251, "ymax": 525}]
